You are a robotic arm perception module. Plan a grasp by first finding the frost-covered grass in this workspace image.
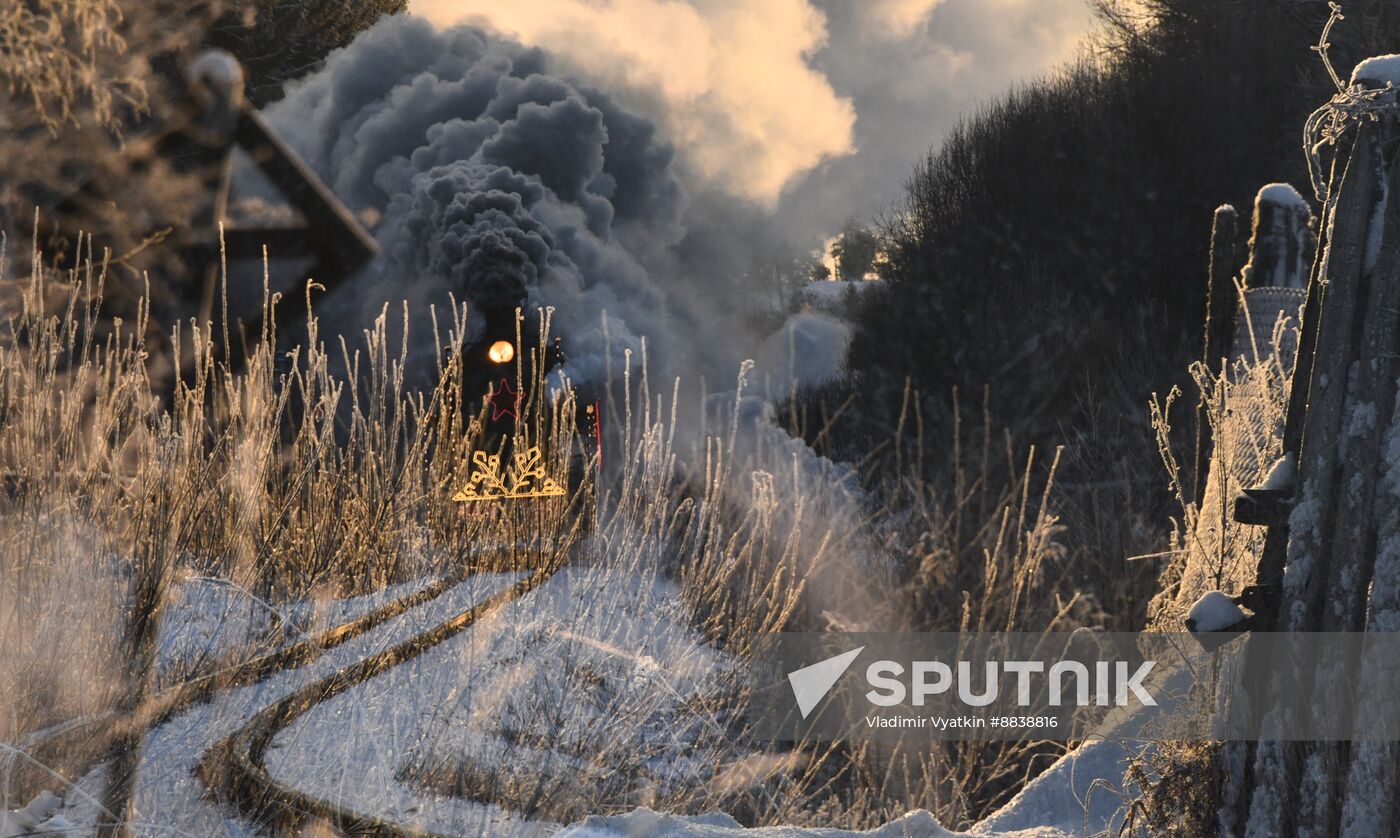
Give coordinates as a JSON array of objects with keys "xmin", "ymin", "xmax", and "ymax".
[
  {"xmin": 0, "ymin": 234, "xmax": 588, "ymax": 822},
  {"xmin": 1124, "ymin": 304, "xmax": 1301, "ymax": 834},
  {"xmin": 0, "ymin": 239, "xmax": 1112, "ymax": 834},
  {"xmin": 1149, "ymin": 311, "xmax": 1297, "ymax": 623}
]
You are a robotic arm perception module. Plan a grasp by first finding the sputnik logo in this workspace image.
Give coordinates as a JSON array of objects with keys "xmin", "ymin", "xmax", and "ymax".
[{"xmin": 788, "ymin": 646, "xmax": 864, "ymax": 718}]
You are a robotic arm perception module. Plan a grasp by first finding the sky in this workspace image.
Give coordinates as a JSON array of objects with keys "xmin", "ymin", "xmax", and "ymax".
[{"xmin": 407, "ymin": 0, "xmax": 1096, "ymax": 245}]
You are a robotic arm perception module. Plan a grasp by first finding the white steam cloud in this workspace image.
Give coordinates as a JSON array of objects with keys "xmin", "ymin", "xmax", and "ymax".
[
  {"xmin": 411, "ymin": 0, "xmax": 856, "ymax": 206},
  {"xmin": 867, "ymin": 0, "xmax": 944, "ymax": 37},
  {"xmin": 408, "ymin": 0, "xmax": 1095, "ymax": 239}
]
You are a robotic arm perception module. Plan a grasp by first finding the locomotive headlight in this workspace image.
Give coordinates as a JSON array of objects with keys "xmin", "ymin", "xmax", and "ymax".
[{"xmin": 488, "ymin": 340, "xmax": 515, "ymax": 364}]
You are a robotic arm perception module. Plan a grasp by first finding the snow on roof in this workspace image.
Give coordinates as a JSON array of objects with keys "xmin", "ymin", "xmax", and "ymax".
[
  {"xmin": 1256, "ymin": 183, "xmax": 1309, "ymax": 211},
  {"xmin": 188, "ymin": 49, "xmax": 245, "ymax": 102},
  {"xmin": 1351, "ymin": 54, "xmax": 1400, "ymax": 88}
]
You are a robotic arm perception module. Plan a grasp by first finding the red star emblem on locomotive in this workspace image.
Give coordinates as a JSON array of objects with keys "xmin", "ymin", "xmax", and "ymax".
[{"xmin": 486, "ymin": 378, "xmax": 522, "ymax": 421}]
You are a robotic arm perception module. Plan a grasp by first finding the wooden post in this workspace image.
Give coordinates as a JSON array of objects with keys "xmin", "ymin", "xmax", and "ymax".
[
  {"xmin": 1218, "ymin": 126, "xmax": 1361, "ymax": 837},
  {"xmin": 1244, "ymin": 121, "xmax": 1383, "ymax": 838},
  {"xmin": 1243, "ymin": 184, "xmax": 1316, "ymax": 291},
  {"xmin": 1196, "ymin": 205, "xmax": 1239, "ymax": 506},
  {"xmin": 1296, "ymin": 123, "xmax": 1400, "ymax": 837},
  {"xmin": 1340, "ymin": 125, "xmax": 1400, "ymax": 833},
  {"xmin": 1340, "ymin": 312, "xmax": 1400, "ymax": 837},
  {"xmin": 1229, "ymin": 185, "xmax": 1313, "ymax": 369}
]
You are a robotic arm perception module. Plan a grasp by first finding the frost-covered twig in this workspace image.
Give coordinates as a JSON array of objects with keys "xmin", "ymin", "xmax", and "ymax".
[
  {"xmin": 1312, "ymin": 2, "xmax": 1347, "ymax": 94},
  {"xmin": 1303, "ymin": 87, "xmax": 1400, "ymax": 203}
]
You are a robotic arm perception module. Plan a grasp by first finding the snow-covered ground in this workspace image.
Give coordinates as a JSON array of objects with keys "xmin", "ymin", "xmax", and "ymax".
[
  {"xmin": 562, "ymin": 808, "xmax": 997, "ymax": 837},
  {"xmin": 39, "ymin": 571, "xmax": 521, "ymax": 835},
  {"xmin": 972, "ymin": 741, "xmax": 1139, "ymax": 837},
  {"xmin": 156, "ymin": 573, "xmax": 440, "ymax": 686},
  {"xmin": 10, "ymin": 558, "xmax": 1137, "ymax": 837},
  {"xmin": 262, "ymin": 560, "xmax": 744, "ymax": 835},
  {"xmin": 0, "ymin": 791, "xmax": 70, "ymax": 838},
  {"xmin": 552, "ymin": 739, "xmax": 1138, "ymax": 838}
]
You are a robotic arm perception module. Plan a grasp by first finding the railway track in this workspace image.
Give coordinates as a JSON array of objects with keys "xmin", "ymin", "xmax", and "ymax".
[
  {"xmin": 198, "ymin": 558, "xmax": 568, "ymax": 837},
  {"xmin": 25, "ymin": 568, "xmax": 481, "ymax": 786},
  {"xmin": 18, "ymin": 532, "xmax": 576, "ymax": 837}
]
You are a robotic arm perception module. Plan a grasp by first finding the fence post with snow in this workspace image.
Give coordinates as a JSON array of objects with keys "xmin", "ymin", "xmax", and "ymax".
[
  {"xmin": 1170, "ymin": 183, "xmax": 1315, "ymax": 628},
  {"xmin": 1197, "ymin": 57, "xmax": 1400, "ymax": 838},
  {"xmin": 1195, "ymin": 203, "xmax": 1239, "ymax": 507}
]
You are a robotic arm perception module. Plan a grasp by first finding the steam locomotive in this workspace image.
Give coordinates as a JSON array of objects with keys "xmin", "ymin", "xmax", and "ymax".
[
  {"xmin": 464, "ymin": 303, "xmax": 600, "ymax": 490},
  {"xmin": 28, "ymin": 49, "xmax": 598, "ymax": 489}
]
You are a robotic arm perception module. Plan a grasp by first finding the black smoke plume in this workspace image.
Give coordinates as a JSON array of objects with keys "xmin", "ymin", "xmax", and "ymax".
[{"xmin": 253, "ymin": 14, "xmax": 848, "ymax": 395}]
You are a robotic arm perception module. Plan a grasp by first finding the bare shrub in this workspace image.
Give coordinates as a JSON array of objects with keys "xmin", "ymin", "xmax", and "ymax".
[{"xmin": 0, "ymin": 0, "xmax": 145, "ymax": 132}]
